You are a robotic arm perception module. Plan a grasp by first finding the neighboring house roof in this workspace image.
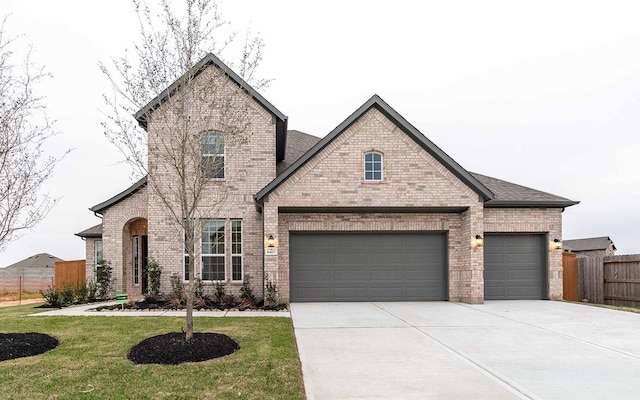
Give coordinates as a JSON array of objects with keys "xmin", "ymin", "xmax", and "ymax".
[
  {"xmin": 563, "ymin": 236, "xmax": 616, "ymax": 252},
  {"xmin": 75, "ymin": 223, "xmax": 103, "ymax": 238},
  {"xmin": 472, "ymin": 173, "xmax": 579, "ymax": 208},
  {"xmin": 90, "ymin": 176, "xmax": 147, "ymax": 215},
  {"xmin": 0, "ymin": 253, "xmax": 62, "ymax": 277},
  {"xmin": 134, "ymin": 52, "xmax": 289, "ymax": 162},
  {"xmin": 257, "ymin": 94, "xmax": 495, "ymax": 202}
]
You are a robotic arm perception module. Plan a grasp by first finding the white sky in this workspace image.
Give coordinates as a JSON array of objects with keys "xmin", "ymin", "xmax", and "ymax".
[{"xmin": 0, "ymin": 0, "xmax": 638, "ymax": 267}]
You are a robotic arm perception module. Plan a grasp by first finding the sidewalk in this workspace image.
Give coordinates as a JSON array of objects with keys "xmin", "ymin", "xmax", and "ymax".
[{"xmin": 31, "ymin": 302, "xmax": 291, "ymax": 317}]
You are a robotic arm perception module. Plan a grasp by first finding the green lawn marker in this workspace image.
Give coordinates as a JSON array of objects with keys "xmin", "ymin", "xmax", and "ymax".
[{"xmin": 116, "ymin": 293, "xmax": 129, "ymax": 310}]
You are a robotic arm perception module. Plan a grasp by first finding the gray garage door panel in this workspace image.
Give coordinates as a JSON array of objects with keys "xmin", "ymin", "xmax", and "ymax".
[
  {"xmin": 484, "ymin": 234, "xmax": 547, "ymax": 300},
  {"xmin": 290, "ymin": 232, "xmax": 447, "ymax": 302}
]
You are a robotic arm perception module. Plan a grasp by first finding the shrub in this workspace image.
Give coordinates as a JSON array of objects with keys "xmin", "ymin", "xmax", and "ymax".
[
  {"xmin": 146, "ymin": 258, "xmax": 162, "ymax": 299},
  {"xmin": 40, "ymin": 287, "xmax": 62, "ymax": 308},
  {"xmin": 193, "ymin": 277, "xmax": 204, "ymax": 300},
  {"xmin": 214, "ymin": 281, "xmax": 226, "ymax": 304},
  {"xmin": 60, "ymin": 283, "xmax": 75, "ymax": 305},
  {"xmin": 169, "ymin": 273, "xmax": 184, "ymax": 305},
  {"xmin": 239, "ymin": 274, "xmax": 256, "ymax": 307},
  {"xmin": 221, "ymin": 293, "xmax": 237, "ymax": 309},
  {"xmin": 265, "ymin": 276, "xmax": 279, "ymax": 308},
  {"xmin": 74, "ymin": 281, "xmax": 88, "ymax": 304},
  {"xmin": 86, "ymin": 279, "xmax": 98, "ymax": 302},
  {"xmin": 96, "ymin": 259, "xmax": 114, "ymax": 299}
]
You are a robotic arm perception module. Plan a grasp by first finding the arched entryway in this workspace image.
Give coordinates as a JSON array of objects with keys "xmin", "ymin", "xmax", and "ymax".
[{"xmin": 122, "ymin": 218, "xmax": 148, "ymax": 295}]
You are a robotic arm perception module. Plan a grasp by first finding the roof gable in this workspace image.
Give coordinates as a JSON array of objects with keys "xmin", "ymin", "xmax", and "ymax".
[
  {"xmin": 90, "ymin": 176, "xmax": 147, "ymax": 215},
  {"xmin": 256, "ymin": 95, "xmax": 494, "ymax": 201},
  {"xmin": 134, "ymin": 52, "xmax": 289, "ymax": 162}
]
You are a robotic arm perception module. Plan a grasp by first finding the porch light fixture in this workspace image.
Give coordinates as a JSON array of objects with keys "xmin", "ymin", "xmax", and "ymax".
[
  {"xmin": 267, "ymin": 235, "xmax": 275, "ymax": 248},
  {"xmin": 475, "ymin": 235, "xmax": 484, "ymax": 248},
  {"xmin": 552, "ymin": 238, "xmax": 562, "ymax": 250}
]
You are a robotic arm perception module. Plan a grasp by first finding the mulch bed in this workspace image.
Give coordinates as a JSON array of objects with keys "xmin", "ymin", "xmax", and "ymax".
[
  {"xmin": 128, "ymin": 332, "xmax": 240, "ymax": 365},
  {"xmin": 93, "ymin": 299, "xmax": 287, "ymax": 312},
  {"xmin": 0, "ymin": 333, "xmax": 59, "ymax": 362}
]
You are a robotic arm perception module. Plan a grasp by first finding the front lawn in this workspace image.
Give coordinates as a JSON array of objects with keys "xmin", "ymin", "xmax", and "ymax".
[{"xmin": 0, "ymin": 304, "xmax": 305, "ymax": 399}]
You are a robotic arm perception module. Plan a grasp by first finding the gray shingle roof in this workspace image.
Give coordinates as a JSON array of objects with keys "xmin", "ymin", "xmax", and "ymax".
[
  {"xmin": 472, "ymin": 173, "xmax": 578, "ymax": 208},
  {"xmin": 0, "ymin": 253, "xmax": 62, "ymax": 276},
  {"xmin": 276, "ymin": 130, "xmax": 322, "ymax": 176},
  {"xmin": 563, "ymin": 236, "xmax": 616, "ymax": 252},
  {"xmin": 75, "ymin": 223, "xmax": 103, "ymax": 238}
]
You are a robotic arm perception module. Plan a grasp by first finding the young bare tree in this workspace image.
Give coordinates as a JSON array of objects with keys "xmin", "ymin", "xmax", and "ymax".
[
  {"xmin": 0, "ymin": 17, "xmax": 64, "ymax": 253},
  {"xmin": 101, "ymin": 0, "xmax": 268, "ymax": 340}
]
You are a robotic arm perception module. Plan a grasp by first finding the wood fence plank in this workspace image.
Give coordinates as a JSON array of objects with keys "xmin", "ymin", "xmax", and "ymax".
[{"xmin": 54, "ymin": 260, "xmax": 86, "ymax": 288}]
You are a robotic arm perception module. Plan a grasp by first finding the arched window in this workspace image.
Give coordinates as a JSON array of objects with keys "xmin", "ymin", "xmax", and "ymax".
[
  {"xmin": 364, "ymin": 152, "xmax": 383, "ymax": 181},
  {"xmin": 201, "ymin": 131, "xmax": 225, "ymax": 178}
]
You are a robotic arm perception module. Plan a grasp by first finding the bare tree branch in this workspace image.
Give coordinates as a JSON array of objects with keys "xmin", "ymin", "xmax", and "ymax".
[{"xmin": 0, "ymin": 16, "xmax": 68, "ymax": 253}]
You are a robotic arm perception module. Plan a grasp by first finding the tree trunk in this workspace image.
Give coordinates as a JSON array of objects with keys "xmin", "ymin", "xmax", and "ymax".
[{"xmin": 185, "ymin": 278, "xmax": 194, "ymax": 341}]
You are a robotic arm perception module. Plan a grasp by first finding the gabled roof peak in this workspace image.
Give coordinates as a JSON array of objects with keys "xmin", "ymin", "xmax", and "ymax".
[{"xmin": 256, "ymin": 94, "xmax": 494, "ymax": 201}]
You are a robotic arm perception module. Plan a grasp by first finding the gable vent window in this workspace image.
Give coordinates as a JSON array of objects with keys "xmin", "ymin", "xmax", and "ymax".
[
  {"xmin": 201, "ymin": 131, "xmax": 225, "ymax": 179},
  {"xmin": 364, "ymin": 152, "xmax": 383, "ymax": 181}
]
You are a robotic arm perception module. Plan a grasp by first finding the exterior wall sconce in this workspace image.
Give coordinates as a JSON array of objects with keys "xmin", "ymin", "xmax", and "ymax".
[
  {"xmin": 265, "ymin": 235, "xmax": 278, "ymax": 256},
  {"xmin": 475, "ymin": 235, "xmax": 484, "ymax": 248},
  {"xmin": 552, "ymin": 238, "xmax": 562, "ymax": 250}
]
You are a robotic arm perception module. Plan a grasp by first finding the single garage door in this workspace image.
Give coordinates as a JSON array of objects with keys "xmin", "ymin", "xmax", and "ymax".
[
  {"xmin": 484, "ymin": 234, "xmax": 547, "ymax": 300},
  {"xmin": 289, "ymin": 232, "xmax": 447, "ymax": 302}
]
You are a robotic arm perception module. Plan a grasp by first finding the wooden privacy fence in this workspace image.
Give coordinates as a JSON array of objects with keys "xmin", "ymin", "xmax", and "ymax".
[
  {"xmin": 55, "ymin": 260, "xmax": 86, "ymax": 288},
  {"xmin": 577, "ymin": 255, "xmax": 640, "ymax": 307},
  {"xmin": 562, "ymin": 252, "xmax": 578, "ymax": 301}
]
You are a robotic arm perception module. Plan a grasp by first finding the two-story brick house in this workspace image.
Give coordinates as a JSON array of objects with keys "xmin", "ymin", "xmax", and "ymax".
[{"xmin": 77, "ymin": 53, "xmax": 578, "ymax": 303}]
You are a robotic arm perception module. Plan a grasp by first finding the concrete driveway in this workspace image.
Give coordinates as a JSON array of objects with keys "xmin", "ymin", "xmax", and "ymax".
[{"xmin": 290, "ymin": 301, "xmax": 640, "ymax": 399}]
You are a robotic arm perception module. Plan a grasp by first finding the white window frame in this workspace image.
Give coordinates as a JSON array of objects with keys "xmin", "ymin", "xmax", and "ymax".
[
  {"xmin": 201, "ymin": 131, "xmax": 225, "ymax": 179},
  {"xmin": 133, "ymin": 236, "xmax": 140, "ymax": 285},
  {"xmin": 364, "ymin": 151, "xmax": 383, "ymax": 181},
  {"xmin": 94, "ymin": 240, "xmax": 103, "ymax": 268},
  {"xmin": 201, "ymin": 220, "xmax": 225, "ymax": 281},
  {"xmin": 231, "ymin": 220, "xmax": 243, "ymax": 282}
]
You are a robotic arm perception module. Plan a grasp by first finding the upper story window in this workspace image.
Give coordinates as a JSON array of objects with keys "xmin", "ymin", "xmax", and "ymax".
[
  {"xmin": 364, "ymin": 152, "xmax": 383, "ymax": 181},
  {"xmin": 201, "ymin": 132, "xmax": 225, "ymax": 179}
]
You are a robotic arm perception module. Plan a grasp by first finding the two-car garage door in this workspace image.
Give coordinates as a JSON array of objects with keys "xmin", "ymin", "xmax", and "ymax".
[{"xmin": 289, "ymin": 232, "xmax": 447, "ymax": 302}]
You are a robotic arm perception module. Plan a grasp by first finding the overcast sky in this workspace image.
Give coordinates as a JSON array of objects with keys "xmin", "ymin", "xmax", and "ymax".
[{"xmin": 0, "ymin": 0, "xmax": 638, "ymax": 267}]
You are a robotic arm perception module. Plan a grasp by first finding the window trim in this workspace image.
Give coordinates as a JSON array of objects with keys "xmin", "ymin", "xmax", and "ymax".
[
  {"xmin": 231, "ymin": 220, "xmax": 243, "ymax": 282},
  {"xmin": 364, "ymin": 151, "xmax": 383, "ymax": 181},
  {"xmin": 201, "ymin": 219, "xmax": 226, "ymax": 281},
  {"xmin": 94, "ymin": 240, "xmax": 103, "ymax": 268},
  {"xmin": 201, "ymin": 131, "xmax": 225, "ymax": 179},
  {"xmin": 133, "ymin": 236, "xmax": 140, "ymax": 285}
]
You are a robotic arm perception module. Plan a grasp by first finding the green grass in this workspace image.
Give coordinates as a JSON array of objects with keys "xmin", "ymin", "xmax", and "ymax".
[{"xmin": 0, "ymin": 304, "xmax": 305, "ymax": 399}]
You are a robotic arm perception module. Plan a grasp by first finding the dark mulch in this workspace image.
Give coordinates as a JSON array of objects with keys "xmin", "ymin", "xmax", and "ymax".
[
  {"xmin": 128, "ymin": 332, "xmax": 240, "ymax": 365},
  {"xmin": 94, "ymin": 298, "xmax": 288, "ymax": 312},
  {"xmin": 0, "ymin": 333, "xmax": 59, "ymax": 362}
]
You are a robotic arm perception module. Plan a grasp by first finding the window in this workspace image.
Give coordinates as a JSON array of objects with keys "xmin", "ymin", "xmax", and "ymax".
[
  {"xmin": 132, "ymin": 236, "xmax": 140, "ymax": 285},
  {"xmin": 95, "ymin": 240, "xmax": 103, "ymax": 267},
  {"xmin": 364, "ymin": 152, "xmax": 383, "ymax": 181},
  {"xmin": 231, "ymin": 220, "xmax": 242, "ymax": 281},
  {"xmin": 202, "ymin": 220, "xmax": 225, "ymax": 281},
  {"xmin": 201, "ymin": 132, "xmax": 225, "ymax": 179}
]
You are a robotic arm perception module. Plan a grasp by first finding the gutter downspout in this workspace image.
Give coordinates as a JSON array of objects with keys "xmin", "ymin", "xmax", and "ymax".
[{"xmin": 255, "ymin": 196, "xmax": 265, "ymax": 301}]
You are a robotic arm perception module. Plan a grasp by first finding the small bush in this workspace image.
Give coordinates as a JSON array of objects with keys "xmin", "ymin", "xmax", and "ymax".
[
  {"xmin": 60, "ymin": 283, "xmax": 75, "ymax": 305},
  {"xmin": 221, "ymin": 294, "xmax": 237, "ymax": 309},
  {"xmin": 86, "ymin": 279, "xmax": 98, "ymax": 302},
  {"xmin": 193, "ymin": 277, "xmax": 204, "ymax": 300},
  {"xmin": 169, "ymin": 273, "xmax": 184, "ymax": 303},
  {"xmin": 146, "ymin": 258, "xmax": 162, "ymax": 299},
  {"xmin": 265, "ymin": 276, "xmax": 279, "ymax": 308},
  {"xmin": 96, "ymin": 259, "xmax": 114, "ymax": 299},
  {"xmin": 74, "ymin": 281, "xmax": 88, "ymax": 304},
  {"xmin": 214, "ymin": 281, "xmax": 226, "ymax": 304},
  {"xmin": 239, "ymin": 275, "xmax": 256, "ymax": 307},
  {"xmin": 40, "ymin": 287, "xmax": 63, "ymax": 308}
]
